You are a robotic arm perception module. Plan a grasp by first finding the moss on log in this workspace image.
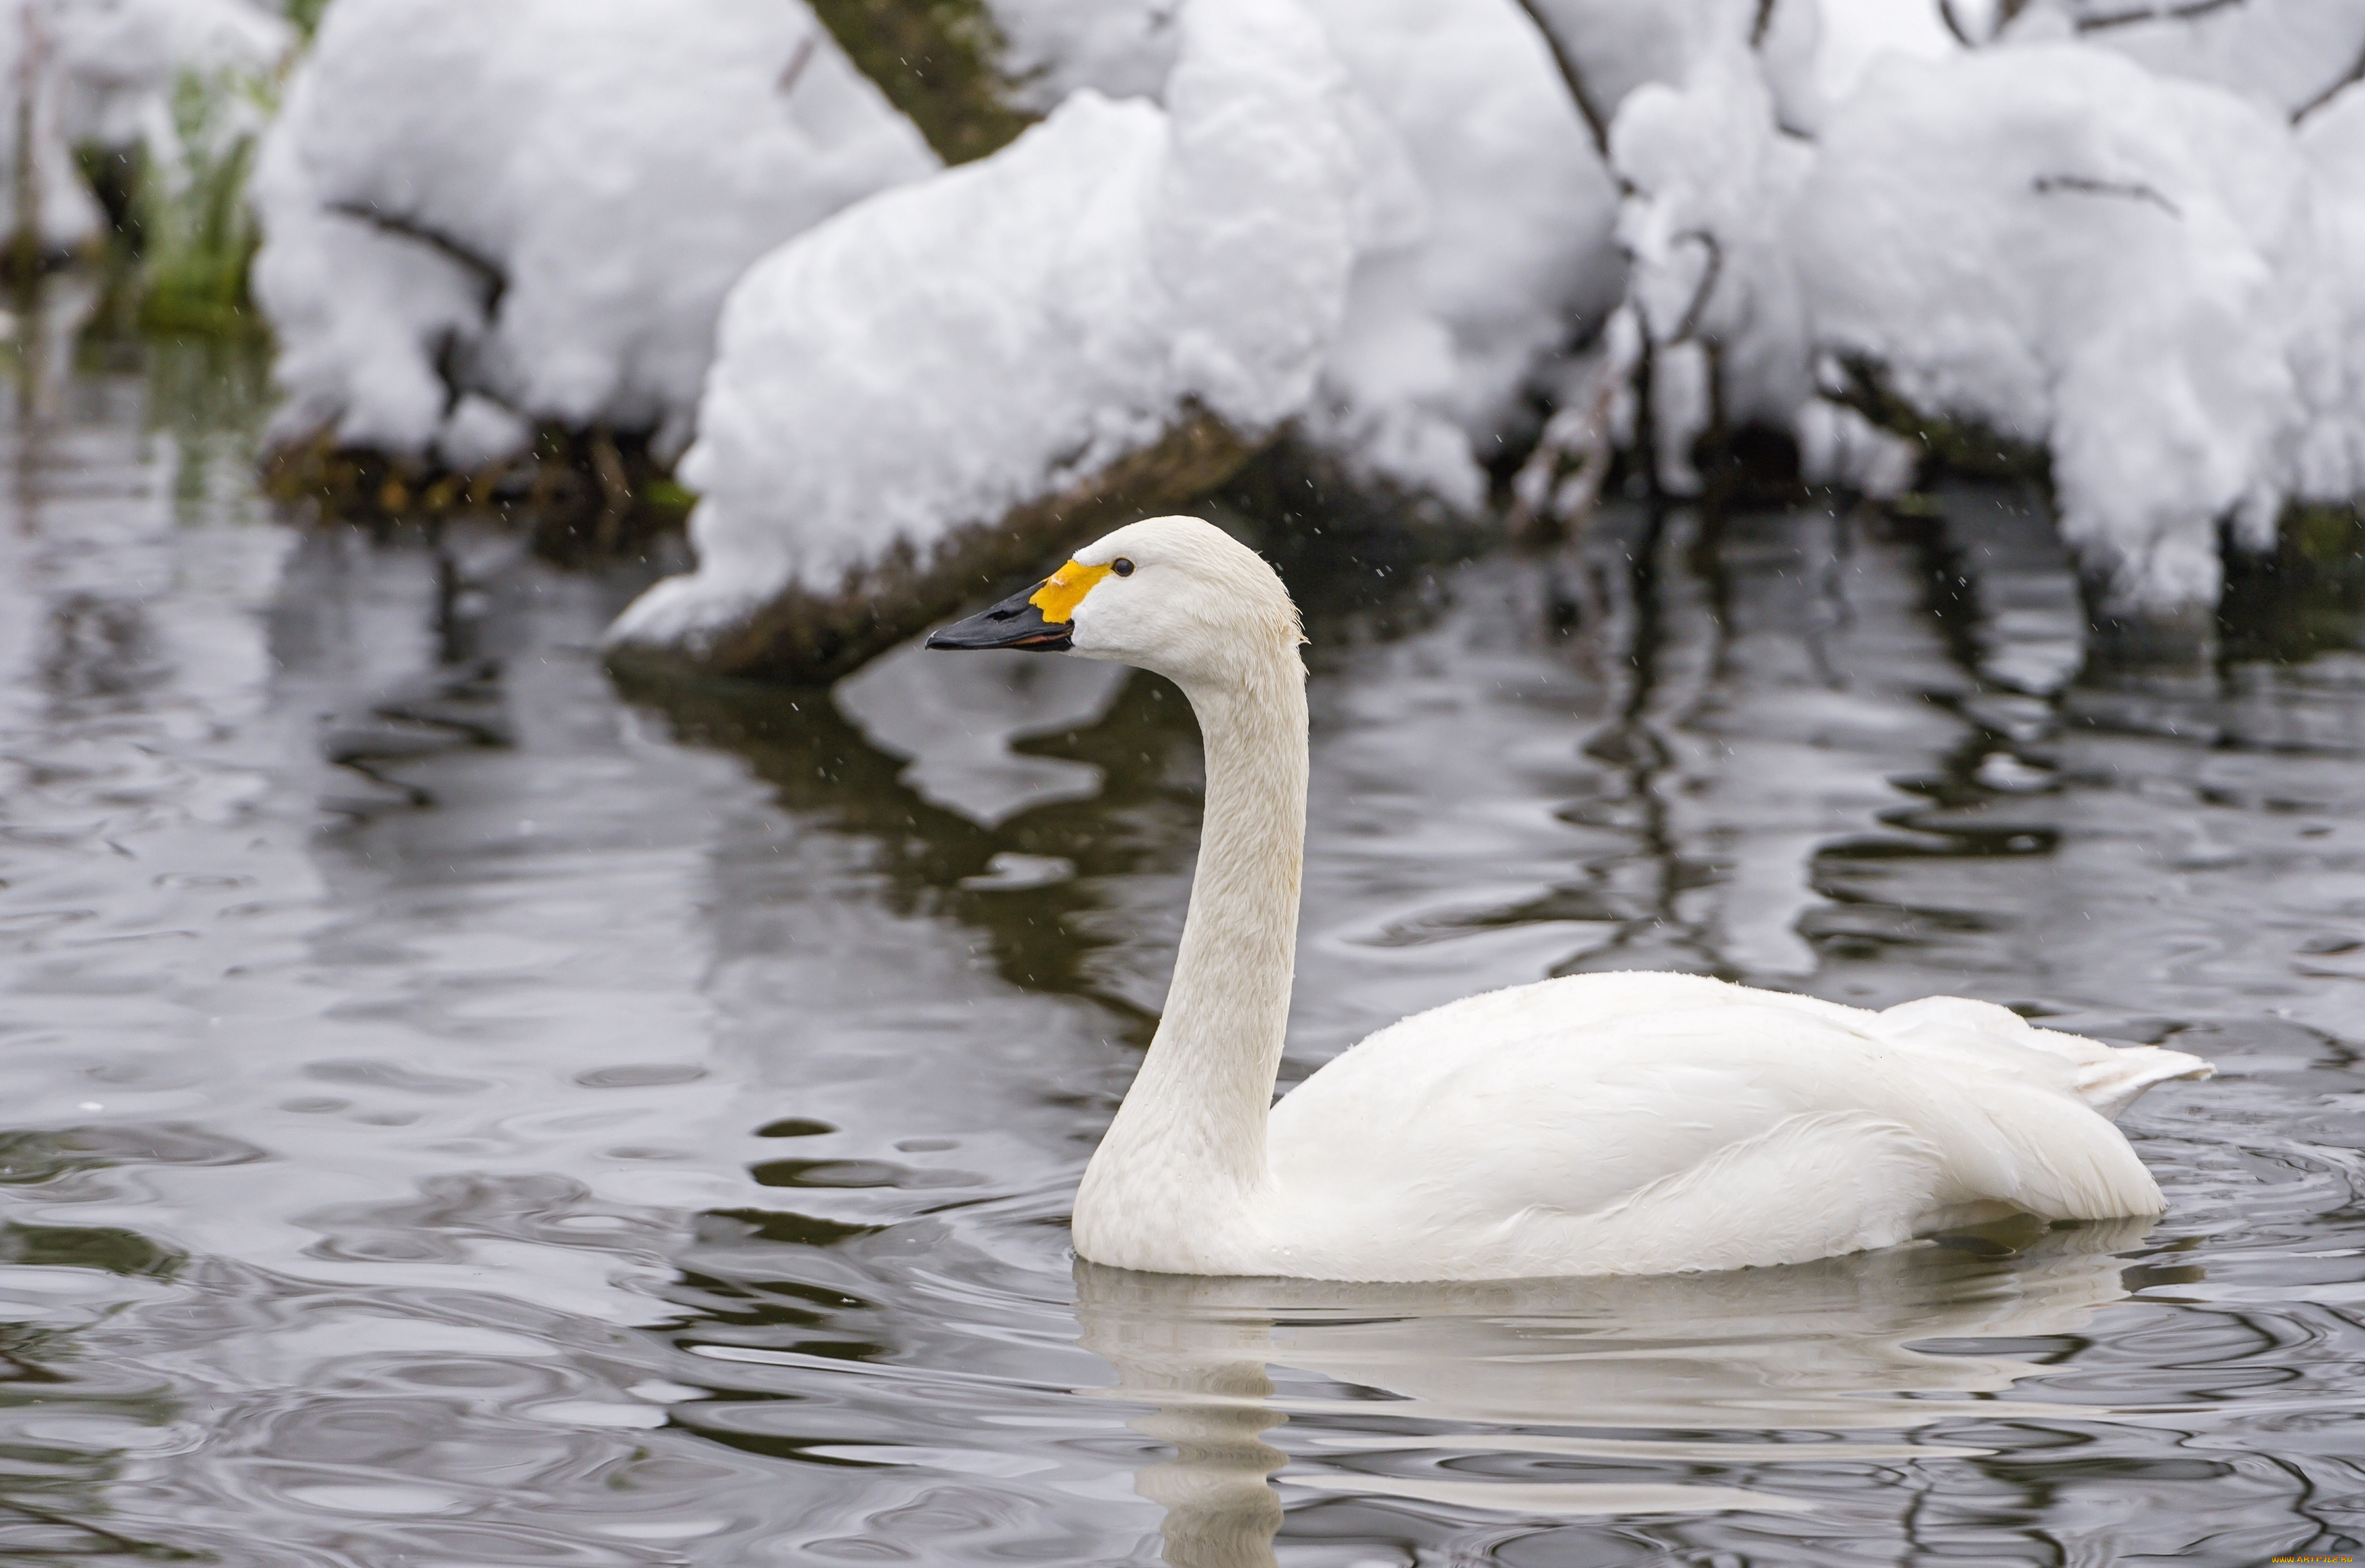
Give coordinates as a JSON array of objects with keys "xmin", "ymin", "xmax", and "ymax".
[
  {"xmin": 1832, "ymin": 354, "xmax": 2046, "ymax": 486},
  {"xmin": 805, "ymin": 0, "xmax": 1038, "ymax": 166}
]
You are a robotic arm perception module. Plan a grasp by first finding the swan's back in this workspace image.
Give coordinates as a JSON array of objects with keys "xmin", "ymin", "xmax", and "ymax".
[{"xmin": 1262, "ymin": 973, "xmax": 2211, "ymax": 1280}]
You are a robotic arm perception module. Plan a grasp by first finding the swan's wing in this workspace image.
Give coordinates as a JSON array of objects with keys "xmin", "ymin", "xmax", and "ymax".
[
  {"xmin": 1270, "ymin": 974, "xmax": 2188, "ymax": 1271},
  {"xmin": 1273, "ymin": 995, "xmax": 1930, "ymax": 1226}
]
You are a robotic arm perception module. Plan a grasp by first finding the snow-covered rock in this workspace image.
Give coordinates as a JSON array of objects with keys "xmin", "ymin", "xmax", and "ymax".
[
  {"xmin": 606, "ymin": 0, "xmax": 1372, "ymax": 680},
  {"xmin": 250, "ymin": 0, "xmax": 935, "ymax": 467}
]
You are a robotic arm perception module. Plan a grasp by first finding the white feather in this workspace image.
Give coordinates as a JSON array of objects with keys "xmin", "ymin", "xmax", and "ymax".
[{"xmin": 973, "ymin": 516, "xmax": 2213, "ymax": 1282}]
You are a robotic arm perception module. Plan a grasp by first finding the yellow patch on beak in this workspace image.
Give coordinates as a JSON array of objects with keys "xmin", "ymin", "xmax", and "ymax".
[{"xmin": 1028, "ymin": 559, "xmax": 1114, "ymax": 624}]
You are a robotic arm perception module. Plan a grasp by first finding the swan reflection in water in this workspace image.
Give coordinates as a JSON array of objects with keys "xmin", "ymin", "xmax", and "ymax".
[{"xmin": 1074, "ymin": 1218, "xmax": 2156, "ymax": 1567}]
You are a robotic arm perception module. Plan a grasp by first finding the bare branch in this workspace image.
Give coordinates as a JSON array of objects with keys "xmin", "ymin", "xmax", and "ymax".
[
  {"xmin": 1672, "ymin": 229, "xmax": 1727, "ymax": 343},
  {"xmin": 327, "ymin": 200, "xmax": 507, "ymax": 310},
  {"xmin": 2295, "ymin": 37, "xmax": 2365, "ymax": 123},
  {"xmin": 1510, "ymin": 0, "xmax": 1613, "ymax": 158},
  {"xmin": 2076, "ymin": 0, "xmax": 2244, "ymax": 30}
]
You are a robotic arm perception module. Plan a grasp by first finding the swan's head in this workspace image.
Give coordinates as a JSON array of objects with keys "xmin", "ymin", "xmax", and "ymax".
[{"xmin": 926, "ymin": 516, "xmax": 1303, "ymax": 688}]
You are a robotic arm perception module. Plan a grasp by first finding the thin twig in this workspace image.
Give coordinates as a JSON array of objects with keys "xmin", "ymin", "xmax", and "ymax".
[
  {"xmin": 2031, "ymin": 174, "xmax": 2182, "ymax": 218},
  {"xmin": 2075, "ymin": 0, "xmax": 2244, "ymax": 30},
  {"xmin": 1671, "ymin": 230, "xmax": 1727, "ymax": 343},
  {"xmin": 777, "ymin": 32, "xmax": 817, "ymax": 96},
  {"xmin": 1510, "ymin": 0, "xmax": 1613, "ymax": 158}
]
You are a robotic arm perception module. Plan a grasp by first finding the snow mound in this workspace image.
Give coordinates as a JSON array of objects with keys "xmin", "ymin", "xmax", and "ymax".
[
  {"xmin": 250, "ymin": 0, "xmax": 935, "ymax": 467},
  {"xmin": 607, "ymin": 0, "xmax": 1372, "ymax": 676},
  {"xmin": 1798, "ymin": 45, "xmax": 2308, "ymax": 610},
  {"xmin": 1595, "ymin": 19, "xmax": 2365, "ymax": 610},
  {"xmin": 974, "ymin": 0, "xmax": 1624, "ymax": 508},
  {"xmin": 1298, "ymin": 0, "xmax": 1619, "ymax": 506}
]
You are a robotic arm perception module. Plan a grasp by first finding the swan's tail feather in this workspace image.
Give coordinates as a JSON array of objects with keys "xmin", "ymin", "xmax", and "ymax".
[
  {"xmin": 1877, "ymin": 999, "xmax": 2216, "ymax": 1122},
  {"xmin": 1871, "ymin": 998, "xmax": 2213, "ymax": 1221},
  {"xmin": 2069, "ymin": 1045, "xmax": 2214, "ymax": 1121}
]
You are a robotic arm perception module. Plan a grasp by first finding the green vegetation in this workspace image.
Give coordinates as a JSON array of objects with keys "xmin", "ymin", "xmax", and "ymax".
[
  {"xmin": 131, "ymin": 68, "xmax": 274, "ymax": 335},
  {"xmin": 2221, "ymin": 502, "xmax": 2365, "ymax": 663}
]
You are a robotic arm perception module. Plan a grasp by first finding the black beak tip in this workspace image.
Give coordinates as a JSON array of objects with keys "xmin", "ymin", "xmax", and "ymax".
[{"xmin": 926, "ymin": 584, "xmax": 1070, "ymax": 653}]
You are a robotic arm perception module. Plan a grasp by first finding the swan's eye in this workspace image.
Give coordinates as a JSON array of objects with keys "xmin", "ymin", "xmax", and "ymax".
[{"xmin": 1112, "ymin": 558, "xmax": 1135, "ymax": 577}]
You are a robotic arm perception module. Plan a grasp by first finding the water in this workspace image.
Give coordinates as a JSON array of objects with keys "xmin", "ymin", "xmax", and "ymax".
[{"xmin": 0, "ymin": 304, "xmax": 2360, "ymax": 1565}]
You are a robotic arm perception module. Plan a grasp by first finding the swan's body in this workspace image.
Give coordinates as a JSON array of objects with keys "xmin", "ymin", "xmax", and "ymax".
[{"xmin": 929, "ymin": 517, "xmax": 2212, "ymax": 1281}]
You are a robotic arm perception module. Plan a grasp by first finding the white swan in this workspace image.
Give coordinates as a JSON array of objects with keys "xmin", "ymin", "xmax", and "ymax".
[{"xmin": 927, "ymin": 516, "xmax": 2212, "ymax": 1281}]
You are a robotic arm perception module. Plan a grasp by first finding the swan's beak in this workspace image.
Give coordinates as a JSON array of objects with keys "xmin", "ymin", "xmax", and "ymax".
[{"xmin": 925, "ymin": 582, "xmax": 1071, "ymax": 652}]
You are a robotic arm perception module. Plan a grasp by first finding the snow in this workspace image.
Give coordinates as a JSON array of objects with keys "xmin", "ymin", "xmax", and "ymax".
[
  {"xmin": 250, "ymin": 0, "xmax": 935, "ymax": 464},
  {"xmin": 1588, "ymin": 10, "xmax": 2365, "ymax": 609},
  {"xmin": 1809, "ymin": 0, "xmax": 1957, "ymax": 105},
  {"xmin": 225, "ymin": 0, "xmax": 2365, "ymax": 633},
  {"xmin": 2007, "ymin": 0, "xmax": 2365, "ymax": 120},
  {"xmin": 1613, "ymin": 41, "xmax": 1817, "ymax": 489},
  {"xmin": 989, "ymin": 0, "xmax": 1178, "ymax": 110},
  {"xmin": 0, "ymin": 0, "xmax": 289, "ymax": 254},
  {"xmin": 1521, "ymin": 0, "xmax": 1825, "ymax": 135},
  {"xmin": 50, "ymin": 0, "xmax": 291, "ymax": 148},
  {"xmin": 1798, "ymin": 44, "xmax": 2310, "ymax": 610},
  {"xmin": 990, "ymin": 0, "xmax": 1624, "ymax": 506},
  {"xmin": 1298, "ymin": 0, "xmax": 1619, "ymax": 503},
  {"xmin": 606, "ymin": 0, "xmax": 1374, "ymax": 661}
]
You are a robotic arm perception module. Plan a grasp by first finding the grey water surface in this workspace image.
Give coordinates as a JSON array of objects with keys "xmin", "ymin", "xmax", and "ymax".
[{"xmin": 1, "ymin": 309, "xmax": 2361, "ymax": 1566}]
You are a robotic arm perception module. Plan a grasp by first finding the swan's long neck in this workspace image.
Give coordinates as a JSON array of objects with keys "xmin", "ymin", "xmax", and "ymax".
[{"xmin": 1081, "ymin": 648, "xmax": 1308, "ymax": 1239}]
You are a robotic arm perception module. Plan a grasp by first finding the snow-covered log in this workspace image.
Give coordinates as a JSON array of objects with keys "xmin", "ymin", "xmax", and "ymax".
[
  {"xmin": 249, "ymin": 0, "xmax": 935, "ymax": 469},
  {"xmin": 1586, "ymin": 5, "xmax": 2365, "ymax": 615},
  {"xmin": 606, "ymin": 0, "xmax": 1370, "ymax": 682},
  {"xmin": 600, "ymin": 0, "xmax": 1620, "ymax": 683}
]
